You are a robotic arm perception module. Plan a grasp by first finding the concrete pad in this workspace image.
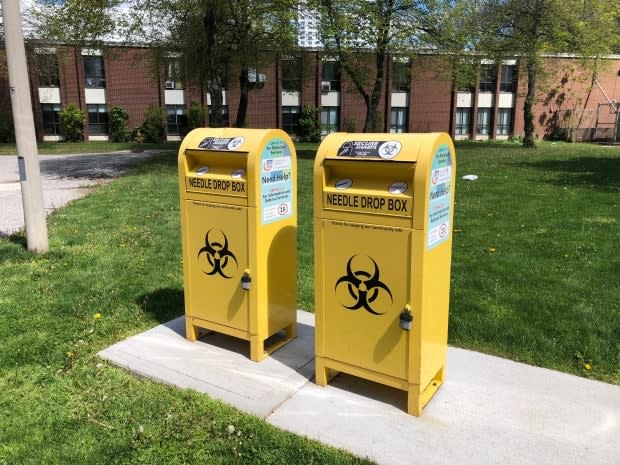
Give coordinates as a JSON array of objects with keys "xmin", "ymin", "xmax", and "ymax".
[
  {"xmin": 99, "ymin": 311, "xmax": 315, "ymax": 418},
  {"xmin": 99, "ymin": 311, "xmax": 620, "ymax": 465},
  {"xmin": 270, "ymin": 347, "xmax": 620, "ymax": 465}
]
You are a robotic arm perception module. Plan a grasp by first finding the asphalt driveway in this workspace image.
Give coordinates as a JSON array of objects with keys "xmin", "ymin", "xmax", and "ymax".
[{"xmin": 0, "ymin": 151, "xmax": 157, "ymax": 236}]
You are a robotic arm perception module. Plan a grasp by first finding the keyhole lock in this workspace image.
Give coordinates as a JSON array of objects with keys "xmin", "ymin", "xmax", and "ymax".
[
  {"xmin": 399, "ymin": 305, "xmax": 413, "ymax": 331},
  {"xmin": 241, "ymin": 269, "xmax": 251, "ymax": 290}
]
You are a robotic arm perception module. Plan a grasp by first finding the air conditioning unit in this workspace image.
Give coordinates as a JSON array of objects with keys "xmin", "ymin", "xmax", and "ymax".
[
  {"xmin": 164, "ymin": 81, "xmax": 175, "ymax": 89},
  {"xmin": 321, "ymin": 81, "xmax": 331, "ymax": 93}
]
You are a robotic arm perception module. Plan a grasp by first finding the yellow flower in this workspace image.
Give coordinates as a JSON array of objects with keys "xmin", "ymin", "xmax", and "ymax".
[
  {"xmin": 584, "ymin": 363, "xmax": 592, "ymax": 370},
  {"xmin": 66, "ymin": 351, "xmax": 73, "ymax": 357},
  {"xmin": 94, "ymin": 313, "xmax": 102, "ymax": 320},
  {"xmin": 488, "ymin": 247, "xmax": 497, "ymax": 253}
]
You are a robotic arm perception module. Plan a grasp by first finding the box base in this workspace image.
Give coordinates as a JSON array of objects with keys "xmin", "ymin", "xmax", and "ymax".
[
  {"xmin": 186, "ymin": 316, "xmax": 296, "ymax": 362},
  {"xmin": 315, "ymin": 356, "xmax": 444, "ymax": 416}
]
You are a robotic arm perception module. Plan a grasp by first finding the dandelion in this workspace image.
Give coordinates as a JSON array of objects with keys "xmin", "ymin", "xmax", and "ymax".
[
  {"xmin": 487, "ymin": 247, "xmax": 497, "ymax": 253},
  {"xmin": 584, "ymin": 363, "xmax": 592, "ymax": 370},
  {"xmin": 66, "ymin": 351, "xmax": 73, "ymax": 357},
  {"xmin": 94, "ymin": 312, "xmax": 102, "ymax": 320},
  {"xmin": 227, "ymin": 425, "xmax": 235, "ymax": 434}
]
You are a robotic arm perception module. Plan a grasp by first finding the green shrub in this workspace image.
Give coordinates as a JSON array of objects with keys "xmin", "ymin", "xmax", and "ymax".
[
  {"xmin": 298, "ymin": 105, "xmax": 322, "ymax": 142},
  {"xmin": 109, "ymin": 105, "xmax": 130, "ymax": 142},
  {"xmin": 141, "ymin": 105, "xmax": 166, "ymax": 143},
  {"xmin": 59, "ymin": 104, "xmax": 85, "ymax": 142},
  {"xmin": 188, "ymin": 101, "xmax": 205, "ymax": 131}
]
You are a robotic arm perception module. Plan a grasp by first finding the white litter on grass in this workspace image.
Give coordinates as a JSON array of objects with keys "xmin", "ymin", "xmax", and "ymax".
[{"xmin": 462, "ymin": 174, "xmax": 478, "ymax": 181}]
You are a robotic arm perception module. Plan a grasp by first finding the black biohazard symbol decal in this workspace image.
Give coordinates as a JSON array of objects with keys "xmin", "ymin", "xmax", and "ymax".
[
  {"xmin": 198, "ymin": 229, "xmax": 238, "ymax": 278},
  {"xmin": 335, "ymin": 255, "xmax": 393, "ymax": 315}
]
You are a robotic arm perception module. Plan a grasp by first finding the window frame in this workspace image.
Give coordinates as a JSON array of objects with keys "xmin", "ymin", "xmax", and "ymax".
[
  {"xmin": 476, "ymin": 108, "xmax": 492, "ymax": 135},
  {"xmin": 84, "ymin": 56, "xmax": 106, "ymax": 89},
  {"xmin": 455, "ymin": 108, "xmax": 471, "ymax": 136},
  {"xmin": 390, "ymin": 107, "xmax": 408, "ymax": 133},
  {"xmin": 282, "ymin": 105, "xmax": 301, "ymax": 138},
  {"xmin": 166, "ymin": 104, "xmax": 188, "ymax": 137},
  {"xmin": 41, "ymin": 103, "xmax": 61, "ymax": 135},
  {"xmin": 87, "ymin": 104, "xmax": 108, "ymax": 135}
]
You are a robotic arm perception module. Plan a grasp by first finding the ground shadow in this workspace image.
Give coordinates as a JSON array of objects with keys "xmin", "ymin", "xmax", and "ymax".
[
  {"xmin": 136, "ymin": 287, "xmax": 185, "ymax": 324},
  {"xmin": 513, "ymin": 156, "xmax": 620, "ymax": 191},
  {"xmin": 40, "ymin": 152, "xmax": 157, "ymax": 180}
]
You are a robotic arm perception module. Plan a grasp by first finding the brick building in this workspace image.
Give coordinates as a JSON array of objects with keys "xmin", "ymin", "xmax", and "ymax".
[{"xmin": 1, "ymin": 45, "xmax": 619, "ymax": 143}]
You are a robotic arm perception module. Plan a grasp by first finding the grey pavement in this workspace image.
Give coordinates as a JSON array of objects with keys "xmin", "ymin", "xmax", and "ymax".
[
  {"xmin": 0, "ymin": 151, "xmax": 156, "ymax": 236},
  {"xmin": 100, "ymin": 311, "xmax": 620, "ymax": 465}
]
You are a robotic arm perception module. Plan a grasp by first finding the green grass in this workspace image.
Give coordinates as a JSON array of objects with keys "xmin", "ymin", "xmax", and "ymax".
[
  {"xmin": 0, "ymin": 140, "xmax": 618, "ymax": 463},
  {"xmin": 0, "ymin": 141, "xmax": 180, "ymax": 155},
  {"xmin": 0, "ymin": 154, "xmax": 374, "ymax": 465},
  {"xmin": 449, "ymin": 141, "xmax": 619, "ymax": 383}
]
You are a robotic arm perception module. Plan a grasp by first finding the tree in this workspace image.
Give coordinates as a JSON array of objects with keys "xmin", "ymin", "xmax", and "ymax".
[
  {"xmin": 124, "ymin": 0, "xmax": 297, "ymax": 128},
  {"xmin": 310, "ymin": 0, "xmax": 459, "ymax": 132},
  {"xmin": 25, "ymin": 0, "xmax": 124, "ymax": 46},
  {"xmin": 477, "ymin": 0, "xmax": 620, "ymax": 147}
]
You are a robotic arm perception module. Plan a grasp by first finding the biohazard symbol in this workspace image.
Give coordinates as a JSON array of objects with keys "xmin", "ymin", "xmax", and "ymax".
[
  {"xmin": 197, "ymin": 229, "xmax": 238, "ymax": 278},
  {"xmin": 335, "ymin": 255, "xmax": 393, "ymax": 315}
]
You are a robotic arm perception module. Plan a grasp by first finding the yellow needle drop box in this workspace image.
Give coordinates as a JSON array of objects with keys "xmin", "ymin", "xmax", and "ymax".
[
  {"xmin": 313, "ymin": 133, "xmax": 456, "ymax": 415},
  {"xmin": 179, "ymin": 128, "xmax": 297, "ymax": 361}
]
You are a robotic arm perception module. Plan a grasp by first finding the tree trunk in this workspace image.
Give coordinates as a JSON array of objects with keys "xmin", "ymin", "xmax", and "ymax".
[
  {"xmin": 235, "ymin": 66, "xmax": 249, "ymax": 128},
  {"xmin": 363, "ymin": 50, "xmax": 386, "ymax": 132},
  {"xmin": 208, "ymin": 81, "xmax": 225, "ymax": 127},
  {"xmin": 523, "ymin": 58, "xmax": 537, "ymax": 148},
  {"xmin": 204, "ymin": 3, "xmax": 225, "ymax": 127}
]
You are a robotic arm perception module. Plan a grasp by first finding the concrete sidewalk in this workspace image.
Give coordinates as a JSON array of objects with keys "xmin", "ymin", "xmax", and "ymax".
[{"xmin": 99, "ymin": 311, "xmax": 620, "ymax": 465}]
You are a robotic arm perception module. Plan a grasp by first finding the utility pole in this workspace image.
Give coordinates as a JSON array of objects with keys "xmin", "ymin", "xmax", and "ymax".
[{"xmin": 2, "ymin": 0, "xmax": 49, "ymax": 252}]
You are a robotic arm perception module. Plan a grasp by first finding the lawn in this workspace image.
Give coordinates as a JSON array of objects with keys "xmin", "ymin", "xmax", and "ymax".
[{"xmin": 0, "ymin": 140, "xmax": 618, "ymax": 463}]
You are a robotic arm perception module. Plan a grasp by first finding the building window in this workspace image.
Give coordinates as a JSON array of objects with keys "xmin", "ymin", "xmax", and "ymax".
[
  {"xmin": 479, "ymin": 64, "xmax": 497, "ymax": 93},
  {"xmin": 476, "ymin": 108, "xmax": 492, "ymax": 135},
  {"xmin": 282, "ymin": 106, "xmax": 301, "ymax": 137},
  {"xmin": 455, "ymin": 108, "xmax": 471, "ymax": 135},
  {"xmin": 84, "ymin": 56, "xmax": 105, "ymax": 88},
  {"xmin": 166, "ymin": 105, "xmax": 188, "ymax": 136},
  {"xmin": 390, "ymin": 107, "xmax": 408, "ymax": 133},
  {"xmin": 41, "ymin": 103, "xmax": 61, "ymax": 135},
  {"xmin": 208, "ymin": 106, "xmax": 230, "ymax": 127},
  {"xmin": 321, "ymin": 106, "xmax": 339, "ymax": 135},
  {"xmin": 392, "ymin": 60, "xmax": 410, "ymax": 92},
  {"xmin": 282, "ymin": 57, "xmax": 302, "ymax": 92},
  {"xmin": 496, "ymin": 108, "xmax": 513, "ymax": 135},
  {"xmin": 499, "ymin": 65, "xmax": 516, "ymax": 93},
  {"xmin": 36, "ymin": 53, "xmax": 59, "ymax": 87},
  {"xmin": 87, "ymin": 104, "xmax": 108, "ymax": 135},
  {"xmin": 164, "ymin": 59, "xmax": 184, "ymax": 89},
  {"xmin": 321, "ymin": 61, "xmax": 340, "ymax": 92}
]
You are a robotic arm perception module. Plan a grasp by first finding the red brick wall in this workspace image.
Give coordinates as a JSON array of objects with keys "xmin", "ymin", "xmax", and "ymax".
[
  {"xmin": 410, "ymin": 56, "xmax": 453, "ymax": 133},
  {"xmin": 106, "ymin": 47, "xmax": 161, "ymax": 129}
]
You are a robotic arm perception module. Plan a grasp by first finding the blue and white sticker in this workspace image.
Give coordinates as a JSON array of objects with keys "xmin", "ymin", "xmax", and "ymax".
[
  {"xmin": 427, "ymin": 145, "xmax": 452, "ymax": 250},
  {"xmin": 260, "ymin": 138, "xmax": 293, "ymax": 224}
]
